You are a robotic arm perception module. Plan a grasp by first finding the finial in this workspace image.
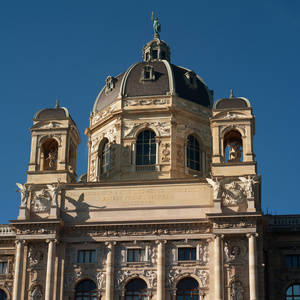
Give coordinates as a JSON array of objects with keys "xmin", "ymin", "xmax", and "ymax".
[
  {"xmin": 230, "ymin": 90, "xmax": 234, "ymax": 98},
  {"xmin": 151, "ymin": 12, "xmax": 161, "ymax": 37},
  {"xmin": 55, "ymin": 100, "xmax": 60, "ymax": 108}
]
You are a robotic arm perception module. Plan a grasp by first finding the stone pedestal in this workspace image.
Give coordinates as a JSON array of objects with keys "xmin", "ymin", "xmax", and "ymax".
[
  {"xmin": 213, "ymin": 198, "xmax": 222, "ymax": 213},
  {"xmin": 17, "ymin": 207, "xmax": 30, "ymax": 220},
  {"xmin": 49, "ymin": 206, "xmax": 60, "ymax": 218},
  {"xmin": 247, "ymin": 197, "xmax": 256, "ymax": 212}
]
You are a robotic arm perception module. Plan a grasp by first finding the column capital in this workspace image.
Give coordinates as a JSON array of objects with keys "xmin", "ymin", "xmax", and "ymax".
[
  {"xmin": 46, "ymin": 238, "xmax": 58, "ymax": 244},
  {"xmin": 155, "ymin": 239, "xmax": 167, "ymax": 245},
  {"xmin": 213, "ymin": 234, "xmax": 224, "ymax": 240},
  {"xmin": 105, "ymin": 241, "xmax": 116, "ymax": 246},
  {"xmin": 15, "ymin": 239, "xmax": 26, "ymax": 245},
  {"xmin": 246, "ymin": 233, "xmax": 258, "ymax": 238}
]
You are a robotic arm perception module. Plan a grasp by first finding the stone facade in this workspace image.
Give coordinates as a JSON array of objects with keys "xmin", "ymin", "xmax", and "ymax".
[{"xmin": 0, "ymin": 32, "xmax": 299, "ymax": 300}]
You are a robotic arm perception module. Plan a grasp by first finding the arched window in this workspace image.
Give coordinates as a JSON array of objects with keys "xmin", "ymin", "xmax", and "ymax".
[
  {"xmin": 286, "ymin": 284, "xmax": 300, "ymax": 300},
  {"xmin": 125, "ymin": 278, "xmax": 147, "ymax": 300},
  {"xmin": 0, "ymin": 290, "xmax": 7, "ymax": 300},
  {"xmin": 136, "ymin": 130, "xmax": 156, "ymax": 166},
  {"xmin": 224, "ymin": 130, "xmax": 243, "ymax": 163},
  {"xmin": 187, "ymin": 135, "xmax": 201, "ymax": 171},
  {"xmin": 176, "ymin": 277, "xmax": 199, "ymax": 300},
  {"xmin": 75, "ymin": 279, "xmax": 97, "ymax": 300},
  {"xmin": 42, "ymin": 138, "xmax": 58, "ymax": 170}
]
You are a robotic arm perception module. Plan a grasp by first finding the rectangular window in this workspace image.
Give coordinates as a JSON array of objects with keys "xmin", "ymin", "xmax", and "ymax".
[
  {"xmin": 127, "ymin": 249, "xmax": 145, "ymax": 262},
  {"xmin": 178, "ymin": 247, "xmax": 196, "ymax": 261},
  {"xmin": 286, "ymin": 255, "xmax": 300, "ymax": 268},
  {"xmin": 78, "ymin": 250, "xmax": 96, "ymax": 263},
  {"xmin": 0, "ymin": 262, "xmax": 7, "ymax": 274},
  {"xmin": 152, "ymin": 50, "xmax": 158, "ymax": 59}
]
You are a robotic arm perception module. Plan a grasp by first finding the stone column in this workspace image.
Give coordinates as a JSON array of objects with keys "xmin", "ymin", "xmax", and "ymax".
[
  {"xmin": 105, "ymin": 241, "xmax": 115, "ymax": 300},
  {"xmin": 156, "ymin": 240, "xmax": 166, "ymax": 300},
  {"xmin": 247, "ymin": 233, "xmax": 258, "ymax": 300},
  {"xmin": 45, "ymin": 239, "xmax": 57, "ymax": 300},
  {"xmin": 12, "ymin": 240, "xmax": 25, "ymax": 300},
  {"xmin": 214, "ymin": 234, "xmax": 223, "ymax": 300}
]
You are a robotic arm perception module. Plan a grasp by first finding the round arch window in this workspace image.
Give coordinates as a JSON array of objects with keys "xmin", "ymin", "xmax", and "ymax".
[
  {"xmin": 75, "ymin": 279, "xmax": 97, "ymax": 300},
  {"xmin": 286, "ymin": 284, "xmax": 300, "ymax": 300},
  {"xmin": 125, "ymin": 278, "xmax": 147, "ymax": 300},
  {"xmin": 0, "ymin": 290, "xmax": 7, "ymax": 300},
  {"xmin": 176, "ymin": 277, "xmax": 199, "ymax": 299}
]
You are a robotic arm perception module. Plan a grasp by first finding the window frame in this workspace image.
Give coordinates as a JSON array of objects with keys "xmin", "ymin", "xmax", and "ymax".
[
  {"xmin": 75, "ymin": 279, "xmax": 97, "ymax": 300},
  {"xmin": 178, "ymin": 247, "xmax": 197, "ymax": 261},
  {"xmin": 136, "ymin": 130, "xmax": 156, "ymax": 167},
  {"xmin": 286, "ymin": 254, "xmax": 300, "ymax": 268},
  {"xmin": 286, "ymin": 284, "xmax": 300, "ymax": 300},
  {"xmin": 125, "ymin": 278, "xmax": 147, "ymax": 300},
  {"xmin": 0, "ymin": 262, "xmax": 7, "ymax": 275},
  {"xmin": 176, "ymin": 277, "xmax": 199, "ymax": 299},
  {"xmin": 77, "ymin": 250, "xmax": 96, "ymax": 264}
]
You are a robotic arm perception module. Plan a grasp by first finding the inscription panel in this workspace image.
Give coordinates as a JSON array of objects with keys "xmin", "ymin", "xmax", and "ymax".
[{"xmin": 64, "ymin": 184, "xmax": 211, "ymax": 210}]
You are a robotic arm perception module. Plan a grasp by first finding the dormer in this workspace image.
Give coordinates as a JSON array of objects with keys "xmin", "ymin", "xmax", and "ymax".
[
  {"xmin": 142, "ymin": 35, "xmax": 171, "ymax": 62},
  {"xmin": 105, "ymin": 76, "xmax": 118, "ymax": 94}
]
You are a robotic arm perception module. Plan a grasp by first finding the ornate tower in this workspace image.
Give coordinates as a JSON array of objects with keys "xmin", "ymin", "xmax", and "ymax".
[{"xmin": 27, "ymin": 101, "xmax": 81, "ymax": 184}]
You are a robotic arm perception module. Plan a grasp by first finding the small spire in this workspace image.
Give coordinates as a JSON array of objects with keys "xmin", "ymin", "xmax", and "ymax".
[
  {"xmin": 55, "ymin": 100, "xmax": 60, "ymax": 108},
  {"xmin": 230, "ymin": 90, "xmax": 235, "ymax": 98}
]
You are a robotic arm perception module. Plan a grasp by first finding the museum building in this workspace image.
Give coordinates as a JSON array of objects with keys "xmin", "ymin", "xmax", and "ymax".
[{"xmin": 0, "ymin": 29, "xmax": 299, "ymax": 300}]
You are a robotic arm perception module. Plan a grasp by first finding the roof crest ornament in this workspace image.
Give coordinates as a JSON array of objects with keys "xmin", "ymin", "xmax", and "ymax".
[
  {"xmin": 151, "ymin": 12, "xmax": 161, "ymax": 38},
  {"xmin": 230, "ymin": 90, "xmax": 235, "ymax": 99},
  {"xmin": 55, "ymin": 100, "xmax": 60, "ymax": 108}
]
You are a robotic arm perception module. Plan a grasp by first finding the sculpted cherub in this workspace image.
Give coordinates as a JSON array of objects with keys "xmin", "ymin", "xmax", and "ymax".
[
  {"xmin": 16, "ymin": 183, "xmax": 35, "ymax": 207},
  {"xmin": 206, "ymin": 177, "xmax": 228, "ymax": 199},
  {"xmin": 239, "ymin": 175, "xmax": 260, "ymax": 198}
]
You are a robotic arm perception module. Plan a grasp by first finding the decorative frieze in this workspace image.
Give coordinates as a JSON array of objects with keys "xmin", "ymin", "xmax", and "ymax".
[
  {"xmin": 124, "ymin": 99, "xmax": 170, "ymax": 107},
  {"xmin": 92, "ymin": 105, "xmax": 117, "ymax": 125},
  {"xmin": 123, "ymin": 122, "xmax": 170, "ymax": 138}
]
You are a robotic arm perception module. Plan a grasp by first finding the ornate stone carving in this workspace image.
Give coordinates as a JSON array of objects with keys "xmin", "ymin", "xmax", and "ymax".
[
  {"xmin": 214, "ymin": 219, "xmax": 255, "ymax": 229},
  {"xmin": 39, "ymin": 121, "xmax": 62, "ymax": 128},
  {"xmin": 224, "ymin": 240, "xmax": 247, "ymax": 263},
  {"xmin": 166, "ymin": 269, "xmax": 208, "ymax": 288},
  {"xmin": 222, "ymin": 181, "xmax": 246, "ymax": 205},
  {"xmin": 64, "ymin": 272, "xmax": 77, "ymax": 290},
  {"xmin": 28, "ymin": 245, "xmax": 46, "ymax": 266},
  {"xmin": 177, "ymin": 101, "xmax": 212, "ymax": 118},
  {"xmin": 199, "ymin": 243, "xmax": 208, "ymax": 265},
  {"xmin": 122, "ymin": 145, "xmax": 131, "ymax": 164},
  {"xmin": 38, "ymin": 134, "xmax": 61, "ymax": 144},
  {"xmin": 206, "ymin": 178, "xmax": 228, "ymax": 199},
  {"xmin": 230, "ymin": 281, "xmax": 244, "ymax": 300},
  {"xmin": 124, "ymin": 99, "xmax": 170, "ymax": 107},
  {"xmin": 47, "ymin": 179, "xmax": 65, "ymax": 206},
  {"xmin": 221, "ymin": 112, "xmax": 246, "ymax": 119},
  {"xmin": 30, "ymin": 286, "xmax": 43, "ymax": 300},
  {"xmin": 115, "ymin": 269, "xmax": 131, "ymax": 288},
  {"xmin": 123, "ymin": 122, "xmax": 170, "ymax": 137},
  {"xmin": 98, "ymin": 245, "xmax": 108, "ymax": 267},
  {"xmin": 31, "ymin": 189, "xmax": 51, "ymax": 211},
  {"xmin": 220, "ymin": 125, "xmax": 246, "ymax": 136},
  {"xmin": 176, "ymin": 124, "xmax": 212, "ymax": 146},
  {"xmin": 92, "ymin": 105, "xmax": 116, "ymax": 125},
  {"xmin": 161, "ymin": 143, "xmax": 170, "ymax": 162},
  {"xmin": 176, "ymin": 144, "xmax": 184, "ymax": 164},
  {"xmin": 16, "ymin": 183, "xmax": 34, "ymax": 207},
  {"xmin": 90, "ymin": 158, "xmax": 96, "ymax": 180},
  {"xmin": 97, "ymin": 272, "xmax": 105, "ymax": 289},
  {"xmin": 239, "ymin": 175, "xmax": 260, "ymax": 198}
]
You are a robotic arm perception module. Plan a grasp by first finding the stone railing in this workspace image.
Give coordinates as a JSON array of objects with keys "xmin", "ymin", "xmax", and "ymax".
[
  {"xmin": 269, "ymin": 216, "xmax": 300, "ymax": 227},
  {"xmin": 0, "ymin": 225, "xmax": 15, "ymax": 236}
]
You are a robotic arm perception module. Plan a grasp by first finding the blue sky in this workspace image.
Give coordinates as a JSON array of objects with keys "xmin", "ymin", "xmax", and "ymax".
[{"xmin": 0, "ymin": 0, "xmax": 299, "ymax": 223}]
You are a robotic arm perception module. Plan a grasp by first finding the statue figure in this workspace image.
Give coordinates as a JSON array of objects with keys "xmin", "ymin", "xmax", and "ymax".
[
  {"xmin": 231, "ymin": 281, "xmax": 243, "ymax": 300},
  {"xmin": 31, "ymin": 286, "xmax": 43, "ymax": 300},
  {"xmin": 228, "ymin": 140, "xmax": 242, "ymax": 162},
  {"xmin": 151, "ymin": 12, "xmax": 161, "ymax": 34},
  {"xmin": 97, "ymin": 272, "xmax": 105, "ymax": 289},
  {"xmin": 16, "ymin": 183, "xmax": 34, "ymax": 207},
  {"xmin": 206, "ymin": 177, "xmax": 228, "ymax": 199},
  {"xmin": 46, "ymin": 148, "xmax": 57, "ymax": 169},
  {"xmin": 47, "ymin": 179, "xmax": 66, "ymax": 206},
  {"xmin": 239, "ymin": 175, "xmax": 260, "ymax": 198}
]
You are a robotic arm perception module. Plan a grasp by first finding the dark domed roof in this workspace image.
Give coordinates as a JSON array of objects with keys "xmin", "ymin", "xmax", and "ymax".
[
  {"xmin": 34, "ymin": 100, "xmax": 70, "ymax": 119},
  {"xmin": 93, "ymin": 61, "xmax": 213, "ymax": 113},
  {"xmin": 213, "ymin": 91, "xmax": 251, "ymax": 109}
]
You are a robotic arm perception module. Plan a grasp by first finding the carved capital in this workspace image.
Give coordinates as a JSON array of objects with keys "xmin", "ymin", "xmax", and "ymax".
[
  {"xmin": 15, "ymin": 239, "xmax": 25, "ymax": 245},
  {"xmin": 46, "ymin": 239, "xmax": 58, "ymax": 244},
  {"xmin": 213, "ymin": 234, "xmax": 224, "ymax": 240},
  {"xmin": 155, "ymin": 240, "xmax": 167, "ymax": 245},
  {"xmin": 105, "ymin": 241, "xmax": 116, "ymax": 246},
  {"xmin": 246, "ymin": 233, "xmax": 258, "ymax": 239}
]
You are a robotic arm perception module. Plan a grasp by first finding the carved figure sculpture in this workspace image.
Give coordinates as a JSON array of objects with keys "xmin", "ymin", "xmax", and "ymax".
[
  {"xmin": 47, "ymin": 179, "xmax": 66, "ymax": 206},
  {"xmin": 16, "ymin": 183, "xmax": 34, "ymax": 207},
  {"xmin": 46, "ymin": 148, "xmax": 57, "ymax": 169},
  {"xmin": 206, "ymin": 177, "xmax": 228, "ymax": 199},
  {"xmin": 228, "ymin": 140, "xmax": 242, "ymax": 162},
  {"xmin": 31, "ymin": 286, "xmax": 43, "ymax": 300},
  {"xmin": 239, "ymin": 175, "xmax": 260, "ymax": 198},
  {"xmin": 231, "ymin": 281, "xmax": 243, "ymax": 300},
  {"xmin": 97, "ymin": 272, "xmax": 105, "ymax": 289},
  {"xmin": 151, "ymin": 12, "xmax": 161, "ymax": 34}
]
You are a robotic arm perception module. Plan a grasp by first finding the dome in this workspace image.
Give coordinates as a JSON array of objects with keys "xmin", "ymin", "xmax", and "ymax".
[
  {"xmin": 213, "ymin": 90, "xmax": 251, "ymax": 109},
  {"xmin": 93, "ymin": 35, "xmax": 213, "ymax": 114},
  {"xmin": 34, "ymin": 100, "xmax": 70, "ymax": 119}
]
